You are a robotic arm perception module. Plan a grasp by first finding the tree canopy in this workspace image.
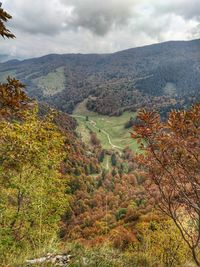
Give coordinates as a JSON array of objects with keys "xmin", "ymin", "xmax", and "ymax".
[{"xmin": 132, "ymin": 104, "xmax": 200, "ymax": 265}]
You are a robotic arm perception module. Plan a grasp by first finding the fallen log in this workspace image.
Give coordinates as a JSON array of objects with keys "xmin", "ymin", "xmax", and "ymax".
[{"xmin": 26, "ymin": 253, "xmax": 73, "ymax": 266}]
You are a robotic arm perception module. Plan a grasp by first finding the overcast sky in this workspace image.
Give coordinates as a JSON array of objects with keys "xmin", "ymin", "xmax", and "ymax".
[{"xmin": 1, "ymin": 0, "xmax": 200, "ymax": 59}]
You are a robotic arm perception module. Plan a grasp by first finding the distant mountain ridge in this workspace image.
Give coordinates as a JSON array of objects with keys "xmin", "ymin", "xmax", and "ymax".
[{"xmin": 0, "ymin": 39, "xmax": 199, "ymax": 115}]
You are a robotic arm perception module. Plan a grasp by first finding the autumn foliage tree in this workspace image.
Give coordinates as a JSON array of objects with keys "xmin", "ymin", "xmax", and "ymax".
[
  {"xmin": 0, "ymin": 3, "xmax": 15, "ymax": 39},
  {"xmin": 0, "ymin": 5, "xmax": 30, "ymax": 121},
  {"xmin": 0, "ymin": 77, "xmax": 31, "ymax": 120},
  {"xmin": 0, "ymin": 4, "xmax": 69, "ymax": 263},
  {"xmin": 90, "ymin": 132, "xmax": 101, "ymax": 146},
  {"xmin": 132, "ymin": 104, "xmax": 200, "ymax": 266},
  {"xmin": 0, "ymin": 108, "xmax": 68, "ymax": 255}
]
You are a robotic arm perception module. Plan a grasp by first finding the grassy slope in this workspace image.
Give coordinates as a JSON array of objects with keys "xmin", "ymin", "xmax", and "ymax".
[
  {"xmin": 33, "ymin": 67, "xmax": 66, "ymax": 96},
  {"xmin": 73, "ymin": 99, "xmax": 139, "ymax": 152}
]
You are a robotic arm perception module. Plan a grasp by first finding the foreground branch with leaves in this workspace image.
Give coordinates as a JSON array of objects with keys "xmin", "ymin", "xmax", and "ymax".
[
  {"xmin": 0, "ymin": 106, "xmax": 69, "ymax": 263},
  {"xmin": 0, "ymin": 3, "xmax": 15, "ymax": 39},
  {"xmin": 132, "ymin": 104, "xmax": 200, "ymax": 265}
]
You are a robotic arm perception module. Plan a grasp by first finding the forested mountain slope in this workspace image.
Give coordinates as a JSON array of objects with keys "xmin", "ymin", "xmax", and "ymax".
[{"xmin": 0, "ymin": 39, "xmax": 199, "ymax": 115}]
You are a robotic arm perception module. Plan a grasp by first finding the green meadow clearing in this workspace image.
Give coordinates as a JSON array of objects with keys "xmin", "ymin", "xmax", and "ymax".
[
  {"xmin": 33, "ymin": 67, "xmax": 66, "ymax": 96},
  {"xmin": 72, "ymin": 99, "xmax": 140, "ymax": 152}
]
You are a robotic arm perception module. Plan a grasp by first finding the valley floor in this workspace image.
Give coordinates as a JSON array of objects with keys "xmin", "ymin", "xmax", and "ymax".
[{"xmin": 72, "ymin": 99, "xmax": 139, "ymax": 152}]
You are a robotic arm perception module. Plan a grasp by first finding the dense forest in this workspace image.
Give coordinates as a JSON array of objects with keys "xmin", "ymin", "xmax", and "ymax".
[
  {"xmin": 0, "ymin": 37, "xmax": 200, "ymax": 117},
  {"xmin": 0, "ymin": 4, "xmax": 200, "ymax": 267}
]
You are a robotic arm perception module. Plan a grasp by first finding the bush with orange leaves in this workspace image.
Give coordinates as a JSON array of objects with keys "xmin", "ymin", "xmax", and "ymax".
[
  {"xmin": 109, "ymin": 226, "xmax": 136, "ymax": 250},
  {"xmin": 132, "ymin": 103, "xmax": 200, "ymax": 266}
]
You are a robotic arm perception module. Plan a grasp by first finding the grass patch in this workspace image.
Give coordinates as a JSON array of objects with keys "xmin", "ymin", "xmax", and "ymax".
[{"xmin": 102, "ymin": 154, "xmax": 111, "ymax": 170}]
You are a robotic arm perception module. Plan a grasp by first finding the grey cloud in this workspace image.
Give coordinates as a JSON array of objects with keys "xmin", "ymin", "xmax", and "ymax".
[
  {"xmin": 5, "ymin": 0, "xmax": 136, "ymax": 36},
  {"xmin": 61, "ymin": 0, "xmax": 200, "ymax": 38},
  {"xmin": 5, "ymin": 0, "xmax": 66, "ymax": 35},
  {"xmin": 191, "ymin": 23, "xmax": 200, "ymax": 38},
  {"xmin": 5, "ymin": 0, "xmax": 200, "ymax": 37},
  {"xmin": 130, "ymin": 0, "xmax": 200, "ymax": 42},
  {"xmin": 61, "ymin": 0, "xmax": 135, "ymax": 35},
  {"xmin": 152, "ymin": 0, "xmax": 200, "ymax": 20}
]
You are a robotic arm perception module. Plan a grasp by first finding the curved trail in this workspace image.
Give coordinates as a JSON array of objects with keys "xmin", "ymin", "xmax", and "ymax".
[{"xmin": 72, "ymin": 115, "xmax": 123, "ymax": 151}]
